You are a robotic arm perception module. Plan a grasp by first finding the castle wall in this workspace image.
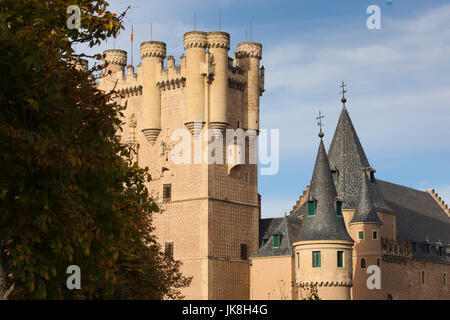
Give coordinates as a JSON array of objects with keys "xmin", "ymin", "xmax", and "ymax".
[{"xmin": 250, "ymin": 256, "xmax": 295, "ymax": 300}]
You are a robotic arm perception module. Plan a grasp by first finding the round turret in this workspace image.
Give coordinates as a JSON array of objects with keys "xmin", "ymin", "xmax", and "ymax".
[
  {"xmin": 103, "ymin": 49, "xmax": 127, "ymax": 75},
  {"xmin": 140, "ymin": 41, "xmax": 166, "ymax": 144},
  {"xmin": 207, "ymin": 32, "xmax": 231, "ymax": 135},
  {"xmin": 183, "ymin": 31, "xmax": 208, "ymax": 136},
  {"xmin": 236, "ymin": 42, "xmax": 263, "ymax": 135}
]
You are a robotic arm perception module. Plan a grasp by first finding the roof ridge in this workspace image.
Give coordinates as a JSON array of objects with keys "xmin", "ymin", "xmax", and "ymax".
[{"xmin": 426, "ymin": 189, "xmax": 450, "ymax": 217}]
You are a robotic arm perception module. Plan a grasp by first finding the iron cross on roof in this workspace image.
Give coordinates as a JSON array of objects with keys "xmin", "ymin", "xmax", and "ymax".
[
  {"xmin": 316, "ymin": 110, "xmax": 325, "ymax": 138},
  {"xmin": 340, "ymin": 81, "xmax": 348, "ymax": 104}
]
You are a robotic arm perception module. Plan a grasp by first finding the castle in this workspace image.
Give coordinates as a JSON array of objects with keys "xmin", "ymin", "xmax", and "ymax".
[{"xmin": 96, "ymin": 30, "xmax": 450, "ymax": 300}]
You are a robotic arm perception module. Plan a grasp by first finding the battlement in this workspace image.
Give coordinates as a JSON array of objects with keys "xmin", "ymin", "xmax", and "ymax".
[
  {"xmin": 236, "ymin": 42, "xmax": 263, "ymax": 60},
  {"xmin": 207, "ymin": 31, "xmax": 230, "ymax": 50},
  {"xmin": 427, "ymin": 189, "xmax": 450, "ymax": 217},
  {"xmin": 183, "ymin": 31, "xmax": 208, "ymax": 49},
  {"xmin": 140, "ymin": 41, "xmax": 166, "ymax": 60},
  {"xmin": 103, "ymin": 49, "xmax": 127, "ymax": 66}
]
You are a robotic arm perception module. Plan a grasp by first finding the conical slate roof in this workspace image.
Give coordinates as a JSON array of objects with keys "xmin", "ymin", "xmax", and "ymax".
[
  {"xmin": 350, "ymin": 171, "xmax": 382, "ymax": 224},
  {"xmin": 297, "ymin": 139, "xmax": 353, "ymax": 242},
  {"xmin": 328, "ymin": 105, "xmax": 391, "ymax": 212}
]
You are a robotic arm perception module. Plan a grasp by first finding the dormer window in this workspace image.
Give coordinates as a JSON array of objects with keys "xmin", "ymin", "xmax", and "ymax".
[
  {"xmin": 331, "ymin": 169, "xmax": 338, "ymax": 183},
  {"xmin": 336, "ymin": 201, "xmax": 343, "ymax": 216},
  {"xmin": 370, "ymin": 171, "xmax": 375, "ymax": 183},
  {"xmin": 273, "ymin": 235, "xmax": 280, "ymax": 248},
  {"xmin": 308, "ymin": 201, "xmax": 316, "ymax": 216}
]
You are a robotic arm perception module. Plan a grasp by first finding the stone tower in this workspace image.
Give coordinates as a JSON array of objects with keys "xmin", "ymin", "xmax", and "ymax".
[
  {"xmin": 97, "ymin": 30, "xmax": 264, "ymax": 299},
  {"xmin": 293, "ymin": 136, "xmax": 354, "ymax": 300}
]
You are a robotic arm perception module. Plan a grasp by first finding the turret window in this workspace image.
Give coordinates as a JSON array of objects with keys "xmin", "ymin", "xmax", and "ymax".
[
  {"xmin": 358, "ymin": 231, "xmax": 364, "ymax": 240},
  {"xmin": 308, "ymin": 201, "xmax": 316, "ymax": 216},
  {"xmin": 337, "ymin": 251, "xmax": 344, "ymax": 268},
  {"xmin": 331, "ymin": 170, "xmax": 338, "ymax": 183},
  {"xmin": 312, "ymin": 251, "xmax": 321, "ymax": 268},
  {"xmin": 361, "ymin": 258, "xmax": 366, "ymax": 268},
  {"xmin": 336, "ymin": 201, "xmax": 343, "ymax": 216},
  {"xmin": 262, "ymin": 239, "xmax": 268, "ymax": 247},
  {"xmin": 296, "ymin": 253, "xmax": 300, "ymax": 269},
  {"xmin": 372, "ymin": 231, "xmax": 378, "ymax": 240}
]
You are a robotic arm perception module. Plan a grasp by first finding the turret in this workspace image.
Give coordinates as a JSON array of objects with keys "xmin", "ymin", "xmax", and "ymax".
[
  {"xmin": 293, "ymin": 134, "xmax": 354, "ymax": 300},
  {"xmin": 140, "ymin": 41, "xmax": 166, "ymax": 144},
  {"xmin": 102, "ymin": 49, "xmax": 127, "ymax": 77},
  {"xmin": 348, "ymin": 170, "xmax": 383, "ymax": 299},
  {"xmin": 207, "ymin": 31, "xmax": 230, "ymax": 135},
  {"xmin": 183, "ymin": 31, "xmax": 208, "ymax": 136},
  {"xmin": 236, "ymin": 42, "xmax": 263, "ymax": 135}
]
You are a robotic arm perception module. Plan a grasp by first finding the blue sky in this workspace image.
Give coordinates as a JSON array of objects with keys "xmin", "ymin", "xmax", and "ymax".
[{"xmin": 80, "ymin": 0, "xmax": 450, "ymax": 218}]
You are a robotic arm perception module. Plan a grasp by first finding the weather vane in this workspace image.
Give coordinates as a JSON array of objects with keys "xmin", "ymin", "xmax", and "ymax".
[
  {"xmin": 316, "ymin": 110, "xmax": 324, "ymax": 138},
  {"xmin": 340, "ymin": 81, "xmax": 347, "ymax": 104}
]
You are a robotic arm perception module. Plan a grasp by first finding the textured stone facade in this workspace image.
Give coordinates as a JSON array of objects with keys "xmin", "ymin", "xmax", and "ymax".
[{"xmin": 98, "ymin": 31, "xmax": 264, "ymax": 299}]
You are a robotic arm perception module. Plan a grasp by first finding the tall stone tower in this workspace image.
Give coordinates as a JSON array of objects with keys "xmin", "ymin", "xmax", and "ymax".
[{"xmin": 97, "ymin": 30, "xmax": 264, "ymax": 299}]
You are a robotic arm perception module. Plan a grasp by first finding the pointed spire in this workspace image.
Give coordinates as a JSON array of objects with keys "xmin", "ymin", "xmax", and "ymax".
[
  {"xmin": 328, "ymin": 94, "xmax": 391, "ymax": 212},
  {"xmin": 298, "ymin": 138, "xmax": 353, "ymax": 242},
  {"xmin": 350, "ymin": 171, "xmax": 382, "ymax": 224}
]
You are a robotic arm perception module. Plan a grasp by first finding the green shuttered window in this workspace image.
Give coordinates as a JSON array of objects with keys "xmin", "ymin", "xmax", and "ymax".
[
  {"xmin": 273, "ymin": 235, "xmax": 280, "ymax": 248},
  {"xmin": 308, "ymin": 201, "xmax": 316, "ymax": 216},
  {"xmin": 312, "ymin": 251, "xmax": 321, "ymax": 268},
  {"xmin": 337, "ymin": 251, "xmax": 344, "ymax": 268}
]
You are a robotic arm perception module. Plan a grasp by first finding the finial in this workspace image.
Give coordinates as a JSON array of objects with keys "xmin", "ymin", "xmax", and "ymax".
[
  {"xmin": 340, "ymin": 80, "xmax": 347, "ymax": 104},
  {"xmin": 316, "ymin": 110, "xmax": 325, "ymax": 139}
]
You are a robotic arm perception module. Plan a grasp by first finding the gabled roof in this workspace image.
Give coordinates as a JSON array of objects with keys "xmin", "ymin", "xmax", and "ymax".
[
  {"xmin": 296, "ymin": 139, "xmax": 353, "ymax": 242},
  {"xmin": 328, "ymin": 105, "xmax": 391, "ymax": 212},
  {"xmin": 350, "ymin": 171, "xmax": 382, "ymax": 224}
]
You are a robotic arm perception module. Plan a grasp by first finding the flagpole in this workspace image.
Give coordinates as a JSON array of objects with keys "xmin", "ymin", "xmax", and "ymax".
[{"xmin": 130, "ymin": 25, "xmax": 134, "ymax": 66}]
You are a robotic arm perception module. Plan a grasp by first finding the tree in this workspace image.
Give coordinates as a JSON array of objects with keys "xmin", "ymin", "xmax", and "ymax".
[{"xmin": 0, "ymin": 0, "xmax": 190, "ymax": 299}]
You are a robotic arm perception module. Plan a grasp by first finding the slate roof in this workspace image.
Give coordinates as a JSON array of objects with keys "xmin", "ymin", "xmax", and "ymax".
[
  {"xmin": 377, "ymin": 180, "xmax": 450, "ymax": 245},
  {"xmin": 327, "ymin": 105, "xmax": 391, "ymax": 212},
  {"xmin": 297, "ymin": 139, "xmax": 353, "ymax": 242},
  {"xmin": 350, "ymin": 171, "xmax": 382, "ymax": 224},
  {"xmin": 252, "ymin": 216, "xmax": 302, "ymax": 257},
  {"xmin": 253, "ymin": 103, "xmax": 450, "ymax": 264}
]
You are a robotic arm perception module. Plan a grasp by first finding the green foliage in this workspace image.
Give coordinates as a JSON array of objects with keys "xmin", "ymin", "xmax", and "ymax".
[{"xmin": 0, "ymin": 0, "xmax": 190, "ymax": 299}]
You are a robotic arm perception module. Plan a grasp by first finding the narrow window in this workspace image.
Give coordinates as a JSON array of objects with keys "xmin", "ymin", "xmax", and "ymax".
[
  {"xmin": 412, "ymin": 242, "xmax": 416, "ymax": 253},
  {"xmin": 439, "ymin": 246, "xmax": 443, "ymax": 256},
  {"xmin": 426, "ymin": 244, "xmax": 430, "ymax": 254},
  {"xmin": 373, "ymin": 231, "xmax": 378, "ymax": 240},
  {"xmin": 163, "ymin": 184, "xmax": 171, "ymax": 202},
  {"xmin": 245, "ymin": 172, "xmax": 249, "ymax": 183},
  {"xmin": 331, "ymin": 170, "xmax": 338, "ymax": 183},
  {"xmin": 361, "ymin": 258, "xmax": 366, "ymax": 268},
  {"xmin": 336, "ymin": 201, "xmax": 343, "ymax": 216},
  {"xmin": 337, "ymin": 251, "xmax": 344, "ymax": 268},
  {"xmin": 421, "ymin": 271, "xmax": 425, "ymax": 285},
  {"xmin": 308, "ymin": 201, "xmax": 316, "ymax": 216},
  {"xmin": 237, "ymin": 120, "xmax": 241, "ymax": 128},
  {"xmin": 387, "ymin": 294, "xmax": 393, "ymax": 300},
  {"xmin": 240, "ymin": 243, "xmax": 248, "ymax": 260},
  {"xmin": 377, "ymin": 258, "xmax": 380, "ymax": 266},
  {"xmin": 296, "ymin": 253, "xmax": 300, "ymax": 269},
  {"xmin": 273, "ymin": 235, "xmax": 280, "ymax": 248},
  {"xmin": 262, "ymin": 239, "xmax": 268, "ymax": 247},
  {"xmin": 358, "ymin": 231, "xmax": 364, "ymax": 240},
  {"xmin": 165, "ymin": 242, "xmax": 174, "ymax": 260},
  {"xmin": 444, "ymin": 273, "xmax": 447, "ymax": 288},
  {"xmin": 312, "ymin": 251, "xmax": 321, "ymax": 268},
  {"xmin": 370, "ymin": 171, "xmax": 375, "ymax": 183}
]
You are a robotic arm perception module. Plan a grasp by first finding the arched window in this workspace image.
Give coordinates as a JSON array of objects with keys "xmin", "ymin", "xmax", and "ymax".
[
  {"xmin": 361, "ymin": 258, "xmax": 366, "ymax": 268},
  {"xmin": 387, "ymin": 294, "xmax": 393, "ymax": 300}
]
